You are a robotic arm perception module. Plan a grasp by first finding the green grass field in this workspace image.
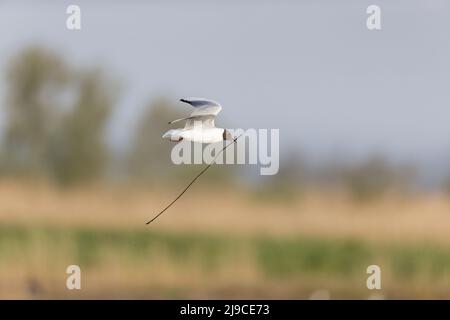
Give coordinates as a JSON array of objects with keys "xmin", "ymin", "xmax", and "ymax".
[{"xmin": 1, "ymin": 222, "xmax": 450, "ymax": 298}]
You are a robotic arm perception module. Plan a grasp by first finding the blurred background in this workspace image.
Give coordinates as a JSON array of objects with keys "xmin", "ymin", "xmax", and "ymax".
[{"xmin": 0, "ymin": 0, "xmax": 450, "ymax": 299}]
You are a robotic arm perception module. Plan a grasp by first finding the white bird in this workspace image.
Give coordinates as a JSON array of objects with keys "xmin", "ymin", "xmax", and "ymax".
[
  {"xmin": 147, "ymin": 97, "xmax": 243, "ymax": 225},
  {"xmin": 162, "ymin": 98, "xmax": 234, "ymax": 143}
]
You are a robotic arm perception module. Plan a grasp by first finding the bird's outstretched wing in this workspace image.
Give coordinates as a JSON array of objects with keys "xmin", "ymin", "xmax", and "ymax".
[
  {"xmin": 169, "ymin": 98, "xmax": 222, "ymax": 128},
  {"xmin": 185, "ymin": 115, "xmax": 216, "ymax": 129},
  {"xmin": 180, "ymin": 98, "xmax": 222, "ymax": 117}
]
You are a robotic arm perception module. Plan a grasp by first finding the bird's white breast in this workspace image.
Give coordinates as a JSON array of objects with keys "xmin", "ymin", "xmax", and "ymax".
[{"xmin": 182, "ymin": 128, "xmax": 224, "ymax": 143}]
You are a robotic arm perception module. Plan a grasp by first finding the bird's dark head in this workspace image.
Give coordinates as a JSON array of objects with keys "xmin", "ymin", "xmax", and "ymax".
[{"xmin": 223, "ymin": 129, "xmax": 234, "ymax": 141}]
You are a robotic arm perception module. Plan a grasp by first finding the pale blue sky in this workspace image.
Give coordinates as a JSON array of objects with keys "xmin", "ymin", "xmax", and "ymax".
[{"xmin": 0, "ymin": 0, "xmax": 449, "ymax": 182}]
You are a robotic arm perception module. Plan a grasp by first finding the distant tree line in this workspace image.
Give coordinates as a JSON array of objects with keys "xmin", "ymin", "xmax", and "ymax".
[
  {"xmin": 1, "ymin": 47, "xmax": 119, "ymax": 185},
  {"xmin": 0, "ymin": 46, "xmax": 234, "ymax": 187},
  {"xmin": 1, "ymin": 46, "xmax": 447, "ymax": 198}
]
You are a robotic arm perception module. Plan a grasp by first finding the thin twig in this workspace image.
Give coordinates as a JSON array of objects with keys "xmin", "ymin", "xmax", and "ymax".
[{"xmin": 146, "ymin": 134, "xmax": 242, "ymax": 225}]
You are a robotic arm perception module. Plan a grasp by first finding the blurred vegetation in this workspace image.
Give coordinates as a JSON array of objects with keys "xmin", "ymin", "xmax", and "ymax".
[
  {"xmin": 250, "ymin": 152, "xmax": 305, "ymax": 203},
  {"xmin": 127, "ymin": 98, "xmax": 182, "ymax": 182},
  {"xmin": 2, "ymin": 47, "xmax": 68, "ymax": 177},
  {"xmin": 2, "ymin": 222, "xmax": 450, "ymax": 298},
  {"xmin": 1, "ymin": 47, "xmax": 117, "ymax": 185},
  {"xmin": 0, "ymin": 45, "xmax": 424, "ymax": 196},
  {"xmin": 335, "ymin": 156, "xmax": 416, "ymax": 202},
  {"xmin": 0, "ymin": 46, "xmax": 238, "ymax": 187},
  {"xmin": 0, "ymin": 46, "xmax": 449, "ymax": 299}
]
